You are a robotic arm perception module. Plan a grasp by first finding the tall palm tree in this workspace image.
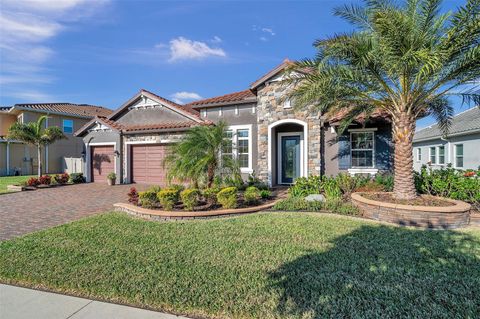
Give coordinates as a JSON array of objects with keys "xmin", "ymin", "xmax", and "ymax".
[
  {"xmin": 164, "ymin": 121, "xmax": 237, "ymax": 188},
  {"xmin": 289, "ymin": 0, "xmax": 480, "ymax": 199},
  {"xmin": 8, "ymin": 115, "xmax": 66, "ymax": 177}
]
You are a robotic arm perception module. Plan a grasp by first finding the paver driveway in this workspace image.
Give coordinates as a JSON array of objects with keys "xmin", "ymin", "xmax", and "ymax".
[{"xmin": 0, "ymin": 183, "xmax": 147, "ymax": 241}]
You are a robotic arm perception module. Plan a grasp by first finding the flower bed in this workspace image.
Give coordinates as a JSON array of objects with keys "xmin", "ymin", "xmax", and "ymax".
[
  {"xmin": 6, "ymin": 173, "xmax": 85, "ymax": 192},
  {"xmin": 352, "ymin": 192, "xmax": 471, "ymax": 229}
]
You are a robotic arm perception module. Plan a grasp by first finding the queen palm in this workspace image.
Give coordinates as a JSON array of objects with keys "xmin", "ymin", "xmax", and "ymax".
[
  {"xmin": 8, "ymin": 115, "xmax": 66, "ymax": 177},
  {"xmin": 289, "ymin": 0, "xmax": 480, "ymax": 199},
  {"xmin": 164, "ymin": 121, "xmax": 238, "ymax": 188}
]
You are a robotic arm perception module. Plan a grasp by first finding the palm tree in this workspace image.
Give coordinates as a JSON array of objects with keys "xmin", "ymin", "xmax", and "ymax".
[
  {"xmin": 164, "ymin": 121, "xmax": 237, "ymax": 188},
  {"xmin": 289, "ymin": 0, "xmax": 479, "ymax": 200},
  {"xmin": 8, "ymin": 115, "xmax": 66, "ymax": 177}
]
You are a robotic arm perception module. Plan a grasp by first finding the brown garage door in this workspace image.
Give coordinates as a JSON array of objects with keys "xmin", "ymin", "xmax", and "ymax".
[
  {"xmin": 91, "ymin": 145, "xmax": 114, "ymax": 183},
  {"xmin": 131, "ymin": 144, "xmax": 168, "ymax": 185}
]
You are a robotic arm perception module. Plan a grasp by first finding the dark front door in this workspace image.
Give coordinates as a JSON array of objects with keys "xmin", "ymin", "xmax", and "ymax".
[{"xmin": 280, "ymin": 135, "xmax": 301, "ymax": 184}]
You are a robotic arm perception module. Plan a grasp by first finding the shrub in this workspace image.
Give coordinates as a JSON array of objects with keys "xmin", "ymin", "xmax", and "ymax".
[
  {"xmin": 335, "ymin": 173, "xmax": 368, "ymax": 197},
  {"xmin": 356, "ymin": 181, "xmax": 386, "ymax": 192},
  {"xmin": 223, "ymin": 176, "xmax": 245, "ymax": 190},
  {"xmin": 273, "ymin": 197, "xmax": 359, "ymax": 216},
  {"xmin": 147, "ymin": 185, "xmax": 162, "ymax": 193},
  {"xmin": 217, "ymin": 187, "xmax": 237, "ymax": 209},
  {"xmin": 139, "ymin": 191, "xmax": 158, "ymax": 208},
  {"xmin": 260, "ymin": 189, "xmax": 271, "ymax": 199},
  {"xmin": 203, "ymin": 187, "xmax": 220, "ymax": 205},
  {"xmin": 168, "ymin": 184, "xmax": 185, "ymax": 195},
  {"xmin": 244, "ymin": 186, "xmax": 261, "ymax": 205},
  {"xmin": 289, "ymin": 175, "xmax": 321, "ymax": 197},
  {"xmin": 157, "ymin": 188, "xmax": 179, "ymax": 210},
  {"xmin": 374, "ymin": 172, "xmax": 394, "ymax": 192},
  {"xmin": 39, "ymin": 175, "xmax": 51, "ymax": 185},
  {"xmin": 321, "ymin": 176, "xmax": 342, "ymax": 200},
  {"xmin": 180, "ymin": 188, "xmax": 200, "ymax": 211},
  {"xmin": 107, "ymin": 172, "xmax": 116, "ymax": 180},
  {"xmin": 70, "ymin": 173, "xmax": 85, "ymax": 184},
  {"xmin": 26, "ymin": 177, "xmax": 40, "ymax": 187},
  {"xmin": 54, "ymin": 173, "xmax": 69, "ymax": 184},
  {"xmin": 127, "ymin": 187, "xmax": 139, "ymax": 205}
]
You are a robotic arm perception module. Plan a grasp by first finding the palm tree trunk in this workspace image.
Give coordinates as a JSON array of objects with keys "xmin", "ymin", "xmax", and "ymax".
[
  {"xmin": 37, "ymin": 144, "xmax": 42, "ymax": 177},
  {"xmin": 392, "ymin": 112, "xmax": 417, "ymax": 200},
  {"xmin": 207, "ymin": 164, "xmax": 215, "ymax": 188}
]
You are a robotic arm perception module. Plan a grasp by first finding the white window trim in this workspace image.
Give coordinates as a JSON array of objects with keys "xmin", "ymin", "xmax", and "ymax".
[
  {"xmin": 454, "ymin": 143, "xmax": 464, "ymax": 168},
  {"xmin": 202, "ymin": 108, "xmax": 207, "ymax": 118},
  {"xmin": 429, "ymin": 146, "xmax": 437, "ymax": 164},
  {"xmin": 350, "ymin": 130, "xmax": 375, "ymax": 169},
  {"xmin": 218, "ymin": 107, "xmax": 223, "ymax": 117},
  {"xmin": 416, "ymin": 148, "xmax": 422, "ymax": 162},
  {"xmin": 227, "ymin": 124, "xmax": 252, "ymax": 173},
  {"xmin": 277, "ymin": 132, "xmax": 304, "ymax": 185},
  {"xmin": 17, "ymin": 114, "xmax": 24, "ymax": 124},
  {"xmin": 284, "ymin": 98, "xmax": 292, "ymax": 109},
  {"xmin": 63, "ymin": 119, "xmax": 74, "ymax": 134},
  {"xmin": 437, "ymin": 145, "xmax": 446, "ymax": 165}
]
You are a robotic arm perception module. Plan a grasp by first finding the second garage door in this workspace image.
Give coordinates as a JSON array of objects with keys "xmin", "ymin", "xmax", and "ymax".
[{"xmin": 131, "ymin": 144, "xmax": 168, "ymax": 184}]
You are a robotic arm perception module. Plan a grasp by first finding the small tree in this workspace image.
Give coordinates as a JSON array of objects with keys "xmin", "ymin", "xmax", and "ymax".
[
  {"xmin": 163, "ymin": 121, "xmax": 238, "ymax": 188},
  {"xmin": 8, "ymin": 115, "xmax": 66, "ymax": 176},
  {"xmin": 289, "ymin": 0, "xmax": 480, "ymax": 200}
]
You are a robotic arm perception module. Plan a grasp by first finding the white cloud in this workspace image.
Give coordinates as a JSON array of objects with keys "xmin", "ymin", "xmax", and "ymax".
[
  {"xmin": 168, "ymin": 37, "xmax": 226, "ymax": 62},
  {"xmin": 261, "ymin": 28, "xmax": 275, "ymax": 36},
  {"xmin": 259, "ymin": 37, "xmax": 268, "ymax": 42},
  {"xmin": 252, "ymin": 25, "xmax": 276, "ymax": 42},
  {"xmin": 211, "ymin": 36, "xmax": 222, "ymax": 43},
  {"xmin": 170, "ymin": 91, "xmax": 202, "ymax": 104},
  {"xmin": 0, "ymin": 0, "xmax": 110, "ymax": 102}
]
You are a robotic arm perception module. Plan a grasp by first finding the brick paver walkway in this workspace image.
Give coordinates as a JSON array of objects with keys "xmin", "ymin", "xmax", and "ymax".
[{"xmin": 0, "ymin": 183, "xmax": 148, "ymax": 241}]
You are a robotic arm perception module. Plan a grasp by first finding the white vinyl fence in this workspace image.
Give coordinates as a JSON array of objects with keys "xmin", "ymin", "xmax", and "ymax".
[{"xmin": 62, "ymin": 157, "xmax": 84, "ymax": 174}]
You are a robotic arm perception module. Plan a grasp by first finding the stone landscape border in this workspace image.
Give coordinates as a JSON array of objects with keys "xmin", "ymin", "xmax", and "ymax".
[
  {"xmin": 351, "ymin": 192, "xmax": 472, "ymax": 229},
  {"xmin": 114, "ymin": 201, "xmax": 279, "ymax": 221}
]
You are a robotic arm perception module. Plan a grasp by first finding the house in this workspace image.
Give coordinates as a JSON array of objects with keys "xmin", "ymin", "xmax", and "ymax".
[
  {"xmin": 0, "ymin": 103, "xmax": 112, "ymax": 176},
  {"xmin": 413, "ymin": 107, "xmax": 480, "ymax": 171},
  {"xmin": 76, "ymin": 60, "xmax": 393, "ymax": 185}
]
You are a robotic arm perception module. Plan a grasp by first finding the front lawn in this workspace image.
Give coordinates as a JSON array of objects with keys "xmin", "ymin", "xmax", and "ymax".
[
  {"xmin": 0, "ymin": 175, "xmax": 35, "ymax": 194},
  {"xmin": 1, "ymin": 212, "xmax": 479, "ymax": 318}
]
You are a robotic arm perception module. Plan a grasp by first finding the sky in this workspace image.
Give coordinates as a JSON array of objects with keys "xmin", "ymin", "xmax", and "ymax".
[{"xmin": 0, "ymin": 0, "xmax": 472, "ymax": 129}]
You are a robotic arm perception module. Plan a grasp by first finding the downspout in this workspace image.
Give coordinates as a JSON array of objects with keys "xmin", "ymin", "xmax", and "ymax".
[
  {"xmin": 320, "ymin": 118, "xmax": 326, "ymax": 177},
  {"xmin": 6, "ymin": 141, "xmax": 10, "ymax": 176},
  {"xmin": 45, "ymin": 116, "xmax": 49, "ymax": 173}
]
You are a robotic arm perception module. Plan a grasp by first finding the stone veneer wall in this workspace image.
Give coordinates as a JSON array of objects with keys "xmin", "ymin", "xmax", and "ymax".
[{"xmin": 256, "ymin": 80, "xmax": 322, "ymax": 184}]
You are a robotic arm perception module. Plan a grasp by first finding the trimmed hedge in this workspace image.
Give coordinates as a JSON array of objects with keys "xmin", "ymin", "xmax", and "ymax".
[
  {"xmin": 244, "ymin": 186, "xmax": 260, "ymax": 205},
  {"xmin": 157, "ymin": 188, "xmax": 179, "ymax": 211},
  {"xmin": 217, "ymin": 187, "xmax": 237, "ymax": 209},
  {"xmin": 180, "ymin": 189, "xmax": 200, "ymax": 211}
]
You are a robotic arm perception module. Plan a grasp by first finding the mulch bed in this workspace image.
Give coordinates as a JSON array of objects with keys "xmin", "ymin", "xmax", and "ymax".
[{"xmin": 362, "ymin": 193, "xmax": 455, "ymax": 207}]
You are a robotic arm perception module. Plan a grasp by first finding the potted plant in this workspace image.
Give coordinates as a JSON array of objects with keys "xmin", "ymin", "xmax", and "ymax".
[{"xmin": 107, "ymin": 172, "xmax": 116, "ymax": 186}]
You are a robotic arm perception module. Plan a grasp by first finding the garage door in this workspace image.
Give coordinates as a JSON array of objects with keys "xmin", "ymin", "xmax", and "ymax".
[
  {"xmin": 91, "ymin": 145, "xmax": 114, "ymax": 183},
  {"xmin": 131, "ymin": 144, "xmax": 168, "ymax": 184}
]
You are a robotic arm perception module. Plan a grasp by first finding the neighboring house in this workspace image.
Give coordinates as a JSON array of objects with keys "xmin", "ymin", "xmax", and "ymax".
[
  {"xmin": 76, "ymin": 60, "xmax": 393, "ymax": 186},
  {"xmin": 0, "ymin": 103, "xmax": 112, "ymax": 176},
  {"xmin": 413, "ymin": 107, "xmax": 480, "ymax": 171}
]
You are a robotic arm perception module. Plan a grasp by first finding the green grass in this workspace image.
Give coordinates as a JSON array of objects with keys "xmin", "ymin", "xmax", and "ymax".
[
  {"xmin": 0, "ymin": 175, "xmax": 35, "ymax": 194},
  {"xmin": 1, "ymin": 212, "xmax": 479, "ymax": 318}
]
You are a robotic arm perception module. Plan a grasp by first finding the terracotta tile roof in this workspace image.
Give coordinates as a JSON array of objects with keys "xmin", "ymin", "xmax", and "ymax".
[
  {"xmin": 122, "ymin": 121, "xmax": 203, "ymax": 132},
  {"xmin": 250, "ymin": 58, "xmax": 294, "ymax": 90},
  {"xmin": 13, "ymin": 103, "xmax": 112, "ymax": 118},
  {"xmin": 327, "ymin": 108, "xmax": 391, "ymax": 123},
  {"xmin": 186, "ymin": 89, "xmax": 256, "ymax": 108},
  {"xmin": 140, "ymin": 89, "xmax": 200, "ymax": 117}
]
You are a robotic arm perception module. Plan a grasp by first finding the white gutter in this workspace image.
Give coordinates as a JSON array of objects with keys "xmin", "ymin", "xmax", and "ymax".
[
  {"xmin": 6, "ymin": 141, "xmax": 10, "ymax": 175},
  {"xmin": 413, "ymin": 128, "xmax": 480, "ymax": 143}
]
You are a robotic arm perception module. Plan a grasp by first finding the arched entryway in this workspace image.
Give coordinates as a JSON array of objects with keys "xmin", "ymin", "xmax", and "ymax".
[{"xmin": 267, "ymin": 119, "xmax": 308, "ymax": 186}]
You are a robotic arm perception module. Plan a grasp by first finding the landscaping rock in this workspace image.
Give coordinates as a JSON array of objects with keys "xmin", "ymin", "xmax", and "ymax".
[{"xmin": 305, "ymin": 194, "xmax": 325, "ymax": 202}]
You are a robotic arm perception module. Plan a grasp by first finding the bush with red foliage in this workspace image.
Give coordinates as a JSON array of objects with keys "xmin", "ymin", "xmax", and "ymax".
[
  {"xmin": 127, "ymin": 187, "xmax": 139, "ymax": 205},
  {"xmin": 464, "ymin": 171, "xmax": 476, "ymax": 177},
  {"xmin": 54, "ymin": 173, "xmax": 70, "ymax": 184},
  {"xmin": 27, "ymin": 177, "xmax": 40, "ymax": 187},
  {"xmin": 39, "ymin": 175, "xmax": 51, "ymax": 185}
]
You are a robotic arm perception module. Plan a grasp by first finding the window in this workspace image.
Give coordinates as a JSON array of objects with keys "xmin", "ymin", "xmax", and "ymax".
[
  {"xmin": 17, "ymin": 114, "xmax": 24, "ymax": 123},
  {"xmin": 455, "ymin": 144, "xmax": 463, "ymax": 168},
  {"xmin": 63, "ymin": 119, "xmax": 73, "ymax": 134},
  {"xmin": 222, "ymin": 126, "xmax": 251, "ymax": 171},
  {"xmin": 350, "ymin": 132, "xmax": 374, "ymax": 167},
  {"xmin": 284, "ymin": 98, "xmax": 292, "ymax": 109},
  {"xmin": 438, "ymin": 146, "xmax": 445, "ymax": 164},
  {"xmin": 416, "ymin": 148, "xmax": 422, "ymax": 161},
  {"xmin": 430, "ymin": 147, "xmax": 436, "ymax": 164}
]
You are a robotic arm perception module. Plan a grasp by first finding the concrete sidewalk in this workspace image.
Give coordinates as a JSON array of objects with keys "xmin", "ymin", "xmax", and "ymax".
[{"xmin": 0, "ymin": 284, "xmax": 189, "ymax": 319}]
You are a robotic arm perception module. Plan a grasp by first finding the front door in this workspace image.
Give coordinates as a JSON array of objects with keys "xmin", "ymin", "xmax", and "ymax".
[{"xmin": 280, "ymin": 135, "xmax": 301, "ymax": 184}]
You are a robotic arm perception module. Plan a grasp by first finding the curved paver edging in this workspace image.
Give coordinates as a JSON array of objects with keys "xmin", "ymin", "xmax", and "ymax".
[
  {"xmin": 114, "ymin": 200, "xmax": 279, "ymax": 220},
  {"xmin": 351, "ymin": 192, "xmax": 471, "ymax": 229}
]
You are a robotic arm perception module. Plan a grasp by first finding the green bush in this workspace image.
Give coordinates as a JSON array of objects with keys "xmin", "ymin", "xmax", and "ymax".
[
  {"xmin": 107, "ymin": 172, "xmax": 116, "ymax": 180},
  {"xmin": 217, "ymin": 187, "xmax": 237, "ymax": 209},
  {"xmin": 147, "ymin": 185, "xmax": 162, "ymax": 193},
  {"xmin": 70, "ymin": 173, "xmax": 85, "ymax": 184},
  {"xmin": 157, "ymin": 188, "xmax": 179, "ymax": 211},
  {"xmin": 415, "ymin": 166, "xmax": 480, "ymax": 209},
  {"xmin": 260, "ymin": 189, "xmax": 271, "ymax": 199},
  {"xmin": 139, "ymin": 191, "xmax": 158, "ymax": 208},
  {"xmin": 335, "ymin": 173, "xmax": 368, "ymax": 197},
  {"xmin": 181, "ymin": 188, "xmax": 200, "ymax": 211},
  {"xmin": 273, "ymin": 197, "xmax": 359, "ymax": 216},
  {"xmin": 202, "ymin": 187, "xmax": 220, "ymax": 205},
  {"xmin": 244, "ymin": 186, "xmax": 261, "ymax": 205},
  {"xmin": 289, "ymin": 176, "xmax": 321, "ymax": 197},
  {"xmin": 169, "ymin": 184, "xmax": 185, "ymax": 194},
  {"xmin": 321, "ymin": 176, "xmax": 342, "ymax": 200},
  {"xmin": 374, "ymin": 172, "xmax": 394, "ymax": 192}
]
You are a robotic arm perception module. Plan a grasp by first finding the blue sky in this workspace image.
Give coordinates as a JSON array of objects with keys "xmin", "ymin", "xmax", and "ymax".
[{"xmin": 0, "ymin": 0, "xmax": 471, "ymax": 129}]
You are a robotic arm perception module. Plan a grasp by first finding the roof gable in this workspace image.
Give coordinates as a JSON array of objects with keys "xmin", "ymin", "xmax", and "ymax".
[{"xmin": 250, "ymin": 59, "xmax": 293, "ymax": 90}]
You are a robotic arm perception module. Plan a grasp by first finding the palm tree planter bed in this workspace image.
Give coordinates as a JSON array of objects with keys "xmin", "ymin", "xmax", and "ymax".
[
  {"xmin": 351, "ymin": 193, "xmax": 471, "ymax": 229},
  {"xmin": 114, "ymin": 199, "xmax": 280, "ymax": 220}
]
